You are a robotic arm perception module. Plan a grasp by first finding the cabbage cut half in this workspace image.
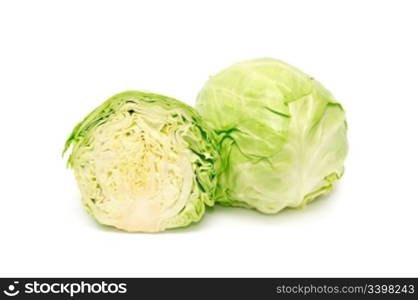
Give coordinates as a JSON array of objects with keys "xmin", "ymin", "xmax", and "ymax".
[
  {"xmin": 64, "ymin": 91, "xmax": 217, "ymax": 232},
  {"xmin": 196, "ymin": 58, "xmax": 348, "ymax": 213}
]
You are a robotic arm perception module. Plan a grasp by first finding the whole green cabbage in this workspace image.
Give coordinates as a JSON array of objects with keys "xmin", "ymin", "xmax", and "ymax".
[
  {"xmin": 64, "ymin": 91, "xmax": 218, "ymax": 232},
  {"xmin": 196, "ymin": 58, "xmax": 348, "ymax": 213}
]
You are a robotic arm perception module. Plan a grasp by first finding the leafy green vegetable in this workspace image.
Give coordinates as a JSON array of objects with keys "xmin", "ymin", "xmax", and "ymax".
[
  {"xmin": 196, "ymin": 58, "xmax": 348, "ymax": 213},
  {"xmin": 64, "ymin": 91, "xmax": 218, "ymax": 232}
]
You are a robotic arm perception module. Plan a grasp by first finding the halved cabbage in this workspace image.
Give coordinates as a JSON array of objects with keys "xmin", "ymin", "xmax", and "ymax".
[
  {"xmin": 196, "ymin": 58, "xmax": 348, "ymax": 213},
  {"xmin": 64, "ymin": 91, "xmax": 217, "ymax": 232}
]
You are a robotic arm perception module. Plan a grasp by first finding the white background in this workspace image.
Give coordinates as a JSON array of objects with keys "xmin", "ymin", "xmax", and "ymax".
[{"xmin": 0, "ymin": 0, "xmax": 417, "ymax": 277}]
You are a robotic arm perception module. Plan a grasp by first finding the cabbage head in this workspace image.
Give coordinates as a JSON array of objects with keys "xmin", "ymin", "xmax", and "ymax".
[
  {"xmin": 64, "ymin": 91, "xmax": 217, "ymax": 232},
  {"xmin": 196, "ymin": 58, "xmax": 348, "ymax": 213}
]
